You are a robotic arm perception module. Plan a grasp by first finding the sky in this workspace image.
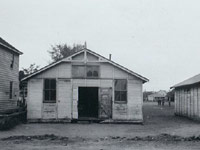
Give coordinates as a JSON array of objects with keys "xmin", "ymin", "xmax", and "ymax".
[{"xmin": 1, "ymin": 0, "xmax": 200, "ymax": 91}]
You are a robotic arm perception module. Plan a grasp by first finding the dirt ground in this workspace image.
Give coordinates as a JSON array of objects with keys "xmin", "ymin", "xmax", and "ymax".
[{"xmin": 1, "ymin": 102, "xmax": 200, "ymax": 150}]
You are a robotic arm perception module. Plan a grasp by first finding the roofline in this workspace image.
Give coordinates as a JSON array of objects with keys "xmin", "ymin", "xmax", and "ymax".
[
  {"xmin": 21, "ymin": 49, "xmax": 86, "ymax": 81},
  {"xmin": 22, "ymin": 48, "xmax": 149, "ymax": 82},
  {"xmin": 85, "ymin": 49, "xmax": 149, "ymax": 82},
  {"xmin": 0, "ymin": 43, "xmax": 23, "ymax": 55},
  {"xmin": 170, "ymin": 73, "xmax": 200, "ymax": 89},
  {"xmin": 21, "ymin": 60, "xmax": 63, "ymax": 81},
  {"xmin": 170, "ymin": 85, "xmax": 179, "ymax": 89},
  {"xmin": 171, "ymin": 81, "xmax": 200, "ymax": 89}
]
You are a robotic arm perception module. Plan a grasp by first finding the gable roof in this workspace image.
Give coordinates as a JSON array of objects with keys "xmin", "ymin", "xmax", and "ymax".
[
  {"xmin": 171, "ymin": 73, "xmax": 200, "ymax": 88},
  {"xmin": 0, "ymin": 37, "xmax": 23, "ymax": 55},
  {"xmin": 22, "ymin": 48, "xmax": 149, "ymax": 83}
]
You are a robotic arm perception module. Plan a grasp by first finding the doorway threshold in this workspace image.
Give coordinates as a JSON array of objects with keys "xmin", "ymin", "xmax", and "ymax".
[{"xmin": 72, "ymin": 118, "xmax": 104, "ymax": 123}]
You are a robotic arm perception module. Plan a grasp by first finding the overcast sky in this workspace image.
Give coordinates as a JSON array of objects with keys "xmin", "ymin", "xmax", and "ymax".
[{"xmin": 1, "ymin": 0, "xmax": 200, "ymax": 91}]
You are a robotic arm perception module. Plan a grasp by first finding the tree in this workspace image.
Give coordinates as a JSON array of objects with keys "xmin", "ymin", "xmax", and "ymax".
[
  {"xmin": 19, "ymin": 63, "xmax": 40, "ymax": 106},
  {"xmin": 19, "ymin": 63, "xmax": 40, "ymax": 81},
  {"xmin": 19, "ymin": 63, "xmax": 40, "ymax": 89},
  {"xmin": 167, "ymin": 89, "xmax": 175, "ymax": 102},
  {"xmin": 48, "ymin": 44, "xmax": 85, "ymax": 62}
]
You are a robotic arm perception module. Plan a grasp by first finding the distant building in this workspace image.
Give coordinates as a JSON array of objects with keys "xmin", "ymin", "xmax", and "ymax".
[
  {"xmin": 0, "ymin": 37, "xmax": 23, "ymax": 113},
  {"xmin": 171, "ymin": 74, "xmax": 200, "ymax": 120},
  {"xmin": 147, "ymin": 90, "xmax": 167, "ymax": 102},
  {"xmin": 143, "ymin": 91, "xmax": 154, "ymax": 101},
  {"xmin": 22, "ymin": 48, "xmax": 149, "ymax": 123}
]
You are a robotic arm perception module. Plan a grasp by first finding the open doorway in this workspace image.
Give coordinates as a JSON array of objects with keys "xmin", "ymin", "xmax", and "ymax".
[{"xmin": 78, "ymin": 87, "xmax": 99, "ymax": 119}]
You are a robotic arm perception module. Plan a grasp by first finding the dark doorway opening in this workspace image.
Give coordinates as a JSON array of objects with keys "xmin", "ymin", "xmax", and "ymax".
[{"xmin": 78, "ymin": 87, "xmax": 99, "ymax": 119}]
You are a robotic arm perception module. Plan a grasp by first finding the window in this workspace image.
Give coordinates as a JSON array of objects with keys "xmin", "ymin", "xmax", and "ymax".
[
  {"xmin": 72, "ymin": 65, "xmax": 99, "ymax": 78},
  {"xmin": 115, "ymin": 79, "xmax": 127, "ymax": 102},
  {"xmin": 86, "ymin": 66, "xmax": 99, "ymax": 78},
  {"xmin": 10, "ymin": 54, "xmax": 14, "ymax": 68},
  {"xmin": 72, "ymin": 66, "xmax": 85, "ymax": 78},
  {"xmin": 44, "ymin": 79, "xmax": 56, "ymax": 103},
  {"xmin": 9, "ymin": 81, "xmax": 13, "ymax": 99}
]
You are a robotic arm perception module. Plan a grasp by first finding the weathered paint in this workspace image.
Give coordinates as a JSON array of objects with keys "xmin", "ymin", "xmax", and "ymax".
[
  {"xmin": 113, "ymin": 80, "xmax": 143, "ymax": 120},
  {"xmin": 26, "ymin": 50, "xmax": 145, "ymax": 122},
  {"xmin": 57, "ymin": 79, "xmax": 72, "ymax": 119},
  {"xmin": 35, "ymin": 62, "xmax": 71, "ymax": 79},
  {"xmin": 175, "ymin": 84, "xmax": 200, "ymax": 120},
  {"xmin": 0, "ymin": 47, "xmax": 20, "ymax": 113},
  {"xmin": 27, "ymin": 79, "xmax": 43, "ymax": 119},
  {"xmin": 99, "ymin": 88, "xmax": 112, "ymax": 119}
]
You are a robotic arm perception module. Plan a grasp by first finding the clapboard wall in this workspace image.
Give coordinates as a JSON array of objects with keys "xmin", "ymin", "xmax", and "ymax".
[
  {"xmin": 175, "ymin": 84, "xmax": 200, "ymax": 120},
  {"xmin": 27, "ymin": 62, "xmax": 143, "ymax": 121},
  {"xmin": 26, "ymin": 50, "xmax": 146, "ymax": 122},
  {"xmin": 0, "ymin": 47, "xmax": 20, "ymax": 113}
]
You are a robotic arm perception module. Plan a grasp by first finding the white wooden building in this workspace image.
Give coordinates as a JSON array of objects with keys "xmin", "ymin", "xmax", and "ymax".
[
  {"xmin": 0, "ymin": 37, "xmax": 23, "ymax": 113},
  {"xmin": 147, "ymin": 90, "xmax": 167, "ymax": 102},
  {"xmin": 23, "ymin": 49, "xmax": 148, "ymax": 123},
  {"xmin": 172, "ymin": 74, "xmax": 200, "ymax": 120}
]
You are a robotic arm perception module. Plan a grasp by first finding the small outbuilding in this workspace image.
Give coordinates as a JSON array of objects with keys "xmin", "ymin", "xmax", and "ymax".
[
  {"xmin": 171, "ymin": 74, "xmax": 200, "ymax": 120},
  {"xmin": 22, "ymin": 48, "xmax": 149, "ymax": 123}
]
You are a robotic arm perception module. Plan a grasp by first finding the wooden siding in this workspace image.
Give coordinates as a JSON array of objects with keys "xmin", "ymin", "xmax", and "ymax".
[
  {"xmin": 0, "ymin": 48, "xmax": 19, "ymax": 113},
  {"xmin": 113, "ymin": 80, "xmax": 143, "ymax": 120},
  {"xmin": 35, "ymin": 62, "xmax": 71, "ymax": 79},
  {"xmin": 27, "ymin": 54, "xmax": 144, "ymax": 121},
  {"xmin": 175, "ymin": 84, "xmax": 200, "ymax": 120},
  {"xmin": 87, "ymin": 52, "xmax": 99, "ymax": 61},
  {"xmin": 71, "ymin": 51, "xmax": 99, "ymax": 61},
  {"xmin": 57, "ymin": 79, "xmax": 71, "ymax": 119},
  {"xmin": 72, "ymin": 52, "xmax": 84, "ymax": 61},
  {"xmin": 42, "ymin": 103, "xmax": 57, "ymax": 119},
  {"xmin": 27, "ymin": 79, "xmax": 43, "ymax": 119},
  {"xmin": 72, "ymin": 86, "xmax": 78, "ymax": 119},
  {"xmin": 100, "ymin": 63, "xmax": 139, "ymax": 80}
]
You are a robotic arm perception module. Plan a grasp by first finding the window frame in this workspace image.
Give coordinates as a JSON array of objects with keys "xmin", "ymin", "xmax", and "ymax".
[
  {"xmin": 9, "ymin": 81, "xmax": 13, "ymax": 99},
  {"xmin": 86, "ymin": 65, "xmax": 100, "ymax": 79},
  {"xmin": 114, "ymin": 79, "xmax": 127, "ymax": 103},
  {"xmin": 72, "ymin": 65, "xmax": 100, "ymax": 79},
  {"xmin": 72, "ymin": 65, "xmax": 86, "ymax": 79},
  {"xmin": 10, "ymin": 53, "xmax": 14, "ymax": 69},
  {"xmin": 43, "ymin": 78, "xmax": 57, "ymax": 103}
]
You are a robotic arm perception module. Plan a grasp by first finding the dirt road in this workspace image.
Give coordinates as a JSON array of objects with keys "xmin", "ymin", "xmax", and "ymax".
[{"xmin": 1, "ymin": 102, "xmax": 200, "ymax": 150}]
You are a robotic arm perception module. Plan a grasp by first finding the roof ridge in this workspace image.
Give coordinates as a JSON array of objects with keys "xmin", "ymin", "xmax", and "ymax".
[
  {"xmin": 22, "ymin": 48, "xmax": 149, "ymax": 83},
  {"xmin": 0, "ymin": 37, "xmax": 23, "ymax": 54},
  {"xmin": 171, "ymin": 73, "xmax": 200, "ymax": 88}
]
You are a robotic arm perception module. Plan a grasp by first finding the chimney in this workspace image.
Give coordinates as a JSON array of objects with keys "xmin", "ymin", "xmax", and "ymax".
[
  {"xmin": 84, "ymin": 41, "xmax": 87, "ymax": 49},
  {"xmin": 109, "ymin": 54, "xmax": 112, "ymax": 60}
]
